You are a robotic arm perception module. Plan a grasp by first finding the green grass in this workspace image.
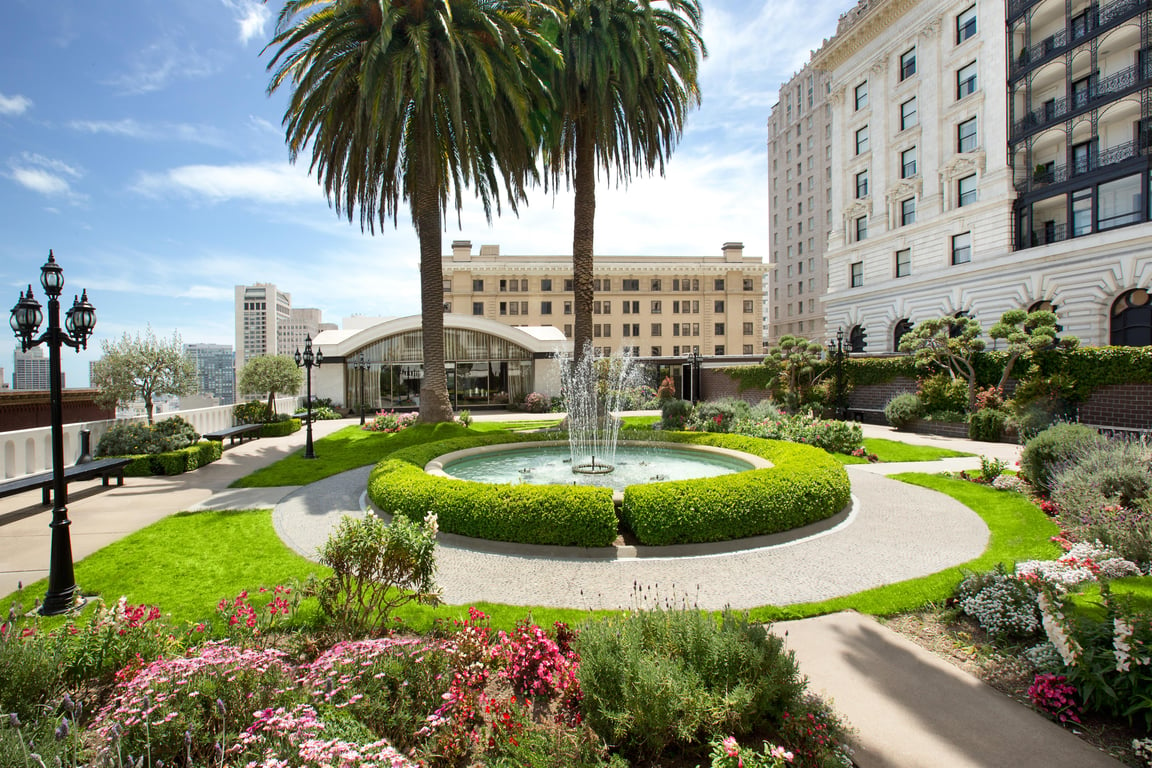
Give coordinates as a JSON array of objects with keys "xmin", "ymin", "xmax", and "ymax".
[
  {"xmin": 1067, "ymin": 575, "xmax": 1152, "ymax": 620},
  {"xmin": 748, "ymin": 473, "xmax": 1062, "ymax": 622},
  {"xmin": 468, "ymin": 418, "xmax": 563, "ymax": 432},
  {"xmin": 835, "ymin": 437, "xmax": 975, "ymax": 465}
]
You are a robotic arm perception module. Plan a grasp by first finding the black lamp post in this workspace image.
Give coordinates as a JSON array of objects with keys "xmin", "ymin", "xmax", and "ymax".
[
  {"xmin": 294, "ymin": 334, "xmax": 322, "ymax": 459},
  {"xmin": 826, "ymin": 328, "xmax": 848, "ymax": 420},
  {"xmin": 685, "ymin": 348, "xmax": 702, "ymax": 403},
  {"xmin": 9, "ymin": 251, "xmax": 96, "ymax": 616},
  {"xmin": 352, "ymin": 352, "xmax": 369, "ymax": 425}
]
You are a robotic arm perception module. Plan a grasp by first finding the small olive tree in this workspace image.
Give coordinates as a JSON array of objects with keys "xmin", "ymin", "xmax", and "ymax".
[
  {"xmin": 91, "ymin": 328, "xmax": 198, "ymax": 424},
  {"xmin": 988, "ymin": 309, "xmax": 1079, "ymax": 391},
  {"xmin": 238, "ymin": 354, "xmax": 302, "ymax": 417},
  {"xmin": 898, "ymin": 315, "xmax": 985, "ymax": 411}
]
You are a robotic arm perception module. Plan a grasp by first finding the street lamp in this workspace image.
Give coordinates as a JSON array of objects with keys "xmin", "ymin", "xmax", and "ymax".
[
  {"xmin": 685, "ymin": 348, "xmax": 702, "ymax": 403},
  {"xmin": 9, "ymin": 251, "xmax": 97, "ymax": 616},
  {"xmin": 294, "ymin": 334, "xmax": 322, "ymax": 459},
  {"xmin": 826, "ymin": 328, "xmax": 847, "ymax": 420},
  {"xmin": 352, "ymin": 352, "xmax": 369, "ymax": 425}
]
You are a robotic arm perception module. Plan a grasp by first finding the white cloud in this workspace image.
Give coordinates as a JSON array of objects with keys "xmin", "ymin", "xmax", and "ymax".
[
  {"xmin": 5, "ymin": 153, "xmax": 86, "ymax": 202},
  {"xmin": 106, "ymin": 41, "xmax": 217, "ymax": 95},
  {"xmin": 69, "ymin": 118, "xmax": 230, "ymax": 147},
  {"xmin": 132, "ymin": 161, "xmax": 324, "ymax": 205},
  {"xmin": 0, "ymin": 93, "xmax": 32, "ymax": 116},
  {"xmin": 221, "ymin": 0, "xmax": 272, "ymax": 45}
]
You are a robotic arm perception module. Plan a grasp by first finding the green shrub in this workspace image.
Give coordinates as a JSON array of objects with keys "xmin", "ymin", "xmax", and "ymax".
[
  {"xmin": 620, "ymin": 434, "xmax": 850, "ymax": 545},
  {"xmin": 1019, "ymin": 423, "xmax": 1104, "ymax": 495},
  {"xmin": 968, "ymin": 408, "xmax": 1008, "ymax": 442},
  {"xmin": 954, "ymin": 566, "xmax": 1041, "ymax": 640},
  {"xmin": 917, "ymin": 374, "xmax": 968, "ymax": 413},
  {"xmin": 884, "ymin": 393, "xmax": 922, "ymax": 429},
  {"xmin": 314, "ymin": 512, "xmax": 441, "ymax": 638},
  {"xmin": 576, "ymin": 608, "xmax": 806, "ymax": 762},
  {"xmin": 119, "ymin": 443, "xmax": 222, "ymax": 476},
  {"xmin": 150, "ymin": 415, "xmax": 199, "ymax": 448},
  {"xmin": 661, "ymin": 398, "xmax": 692, "ymax": 430},
  {"xmin": 731, "ymin": 410, "xmax": 863, "ymax": 455},
  {"xmin": 1051, "ymin": 439, "xmax": 1152, "ymax": 512},
  {"xmin": 96, "ymin": 416, "xmax": 200, "ymax": 457},
  {"xmin": 295, "ymin": 405, "xmax": 340, "ymax": 420},
  {"xmin": 261, "ymin": 418, "xmax": 302, "ymax": 438},
  {"xmin": 686, "ymin": 397, "xmax": 751, "ymax": 432},
  {"xmin": 234, "ymin": 399, "xmax": 272, "ymax": 425}
]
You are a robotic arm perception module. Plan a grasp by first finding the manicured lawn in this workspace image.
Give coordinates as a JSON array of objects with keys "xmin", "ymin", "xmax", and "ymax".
[
  {"xmin": 835, "ymin": 437, "xmax": 974, "ymax": 464},
  {"xmin": 750, "ymin": 473, "xmax": 1062, "ymax": 622},
  {"xmin": 468, "ymin": 418, "xmax": 563, "ymax": 432}
]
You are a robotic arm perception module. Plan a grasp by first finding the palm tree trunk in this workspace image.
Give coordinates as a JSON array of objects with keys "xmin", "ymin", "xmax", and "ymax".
[
  {"xmin": 572, "ymin": 117, "xmax": 596, "ymax": 366},
  {"xmin": 414, "ymin": 173, "xmax": 456, "ymax": 424}
]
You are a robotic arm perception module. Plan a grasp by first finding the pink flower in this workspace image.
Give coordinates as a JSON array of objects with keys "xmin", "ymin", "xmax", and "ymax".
[{"xmin": 722, "ymin": 735, "xmax": 740, "ymax": 757}]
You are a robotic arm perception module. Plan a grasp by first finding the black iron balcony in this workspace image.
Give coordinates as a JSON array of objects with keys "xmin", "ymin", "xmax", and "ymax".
[
  {"xmin": 1013, "ymin": 140, "xmax": 1144, "ymax": 194},
  {"xmin": 1011, "ymin": 62, "xmax": 1151, "ymax": 140},
  {"xmin": 1010, "ymin": 0, "xmax": 1148, "ymax": 75},
  {"xmin": 1023, "ymin": 222, "xmax": 1070, "ymax": 248}
]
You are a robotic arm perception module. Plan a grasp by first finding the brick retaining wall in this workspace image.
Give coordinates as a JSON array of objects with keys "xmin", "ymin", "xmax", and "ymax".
[{"xmin": 1079, "ymin": 383, "xmax": 1152, "ymax": 430}]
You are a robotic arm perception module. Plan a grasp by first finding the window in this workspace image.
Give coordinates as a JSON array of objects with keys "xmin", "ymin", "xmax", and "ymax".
[
  {"xmin": 652, "ymin": 346, "xmax": 663, "ymax": 356},
  {"xmin": 958, "ymin": 174, "xmax": 977, "ymax": 206},
  {"xmin": 744, "ymin": 344, "xmax": 754, "ymax": 355},
  {"xmin": 692, "ymin": 323, "xmax": 700, "ymax": 336},
  {"xmin": 901, "ymin": 146, "xmax": 917, "ymax": 178},
  {"xmin": 651, "ymin": 300, "xmax": 662, "ymax": 314},
  {"xmin": 1098, "ymin": 173, "xmax": 1142, "ymax": 229},
  {"xmin": 499, "ymin": 301, "xmax": 508, "ymax": 315},
  {"xmin": 563, "ymin": 324, "xmax": 572, "ymax": 337},
  {"xmin": 594, "ymin": 278, "xmax": 611, "ymax": 291},
  {"xmin": 957, "ymin": 117, "xmax": 977, "ymax": 152},
  {"xmin": 622, "ymin": 279, "xmax": 640, "ymax": 291},
  {"xmin": 743, "ymin": 278, "xmax": 754, "ymax": 291},
  {"xmin": 956, "ymin": 5, "xmax": 976, "ymax": 43},
  {"xmin": 443, "ymin": 279, "xmax": 452, "ymax": 293},
  {"xmin": 900, "ymin": 48, "xmax": 916, "ymax": 80},
  {"xmin": 855, "ymin": 215, "xmax": 868, "ymax": 241},
  {"xmin": 714, "ymin": 300, "xmax": 725, "ymax": 312},
  {"xmin": 855, "ymin": 125, "xmax": 869, "ymax": 155},
  {"xmin": 651, "ymin": 323, "xmax": 662, "ymax": 336},
  {"xmin": 715, "ymin": 323, "xmax": 726, "ymax": 335},
  {"xmin": 744, "ymin": 299, "xmax": 755, "ymax": 312},
  {"xmin": 714, "ymin": 278, "xmax": 725, "ymax": 290},
  {"xmin": 714, "ymin": 345, "xmax": 726, "ymax": 356},
  {"xmin": 541, "ymin": 301, "xmax": 552, "ymax": 315},
  {"xmin": 956, "ymin": 61, "xmax": 977, "ymax": 99},
  {"xmin": 850, "ymin": 261, "xmax": 864, "ymax": 287},
  {"xmin": 900, "ymin": 97, "xmax": 918, "ymax": 130},
  {"xmin": 472, "ymin": 301, "xmax": 484, "ymax": 315},
  {"xmin": 895, "ymin": 248, "xmax": 911, "ymax": 277},
  {"xmin": 952, "ymin": 232, "xmax": 972, "ymax": 264},
  {"xmin": 1072, "ymin": 188, "xmax": 1093, "ymax": 236},
  {"xmin": 855, "ymin": 169, "xmax": 869, "ymax": 198},
  {"xmin": 541, "ymin": 278, "xmax": 552, "ymax": 291},
  {"xmin": 509, "ymin": 301, "xmax": 520, "ymax": 315},
  {"xmin": 901, "ymin": 197, "xmax": 916, "ymax": 226},
  {"xmin": 472, "ymin": 279, "xmax": 484, "ymax": 291},
  {"xmin": 692, "ymin": 279, "xmax": 700, "ymax": 291},
  {"xmin": 743, "ymin": 322, "xmax": 755, "ymax": 335},
  {"xmin": 564, "ymin": 301, "xmax": 572, "ymax": 314},
  {"xmin": 622, "ymin": 324, "xmax": 639, "ymax": 337},
  {"xmin": 651, "ymin": 278, "xmax": 662, "ymax": 291},
  {"xmin": 855, "ymin": 81, "xmax": 868, "ymax": 110}
]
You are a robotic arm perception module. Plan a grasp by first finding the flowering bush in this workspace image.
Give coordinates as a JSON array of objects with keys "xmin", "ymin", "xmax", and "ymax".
[
  {"xmin": 215, "ymin": 584, "xmax": 300, "ymax": 642},
  {"xmin": 1015, "ymin": 541, "xmax": 1140, "ymax": 592},
  {"xmin": 1028, "ymin": 673, "xmax": 1082, "ymax": 725},
  {"xmin": 523, "ymin": 391, "xmax": 549, "ymax": 413},
  {"xmin": 732, "ymin": 410, "xmax": 863, "ymax": 455},
  {"xmin": 955, "ymin": 567, "xmax": 1042, "ymax": 640},
  {"xmin": 365, "ymin": 410, "xmax": 419, "ymax": 433},
  {"xmin": 709, "ymin": 735, "xmax": 795, "ymax": 767},
  {"xmin": 992, "ymin": 474, "xmax": 1029, "ymax": 493}
]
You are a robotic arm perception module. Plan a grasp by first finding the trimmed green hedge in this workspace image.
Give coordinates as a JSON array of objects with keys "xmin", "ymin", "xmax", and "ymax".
[
  {"xmin": 121, "ymin": 441, "xmax": 222, "ymax": 476},
  {"xmin": 367, "ymin": 431, "xmax": 850, "ymax": 548},
  {"xmin": 260, "ymin": 418, "xmax": 302, "ymax": 438},
  {"xmin": 620, "ymin": 433, "xmax": 850, "ymax": 545}
]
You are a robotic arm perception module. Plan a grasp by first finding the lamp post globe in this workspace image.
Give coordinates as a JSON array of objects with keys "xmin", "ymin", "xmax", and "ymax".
[{"xmin": 9, "ymin": 251, "xmax": 95, "ymax": 616}]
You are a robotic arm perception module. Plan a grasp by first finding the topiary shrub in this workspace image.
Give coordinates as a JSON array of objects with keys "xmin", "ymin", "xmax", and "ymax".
[
  {"xmin": 660, "ymin": 398, "xmax": 692, "ymax": 430},
  {"xmin": 119, "ymin": 442, "xmax": 223, "ymax": 476},
  {"xmin": 1019, "ymin": 422, "xmax": 1104, "ymax": 495},
  {"xmin": 97, "ymin": 417, "xmax": 200, "ymax": 457},
  {"xmin": 968, "ymin": 408, "xmax": 1008, "ymax": 442},
  {"xmin": 261, "ymin": 418, "xmax": 302, "ymax": 438},
  {"xmin": 884, "ymin": 393, "xmax": 922, "ymax": 430}
]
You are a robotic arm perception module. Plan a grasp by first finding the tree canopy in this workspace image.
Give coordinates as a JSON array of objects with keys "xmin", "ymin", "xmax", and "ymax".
[
  {"xmin": 238, "ymin": 355, "xmax": 303, "ymax": 417},
  {"xmin": 91, "ymin": 328, "xmax": 198, "ymax": 424},
  {"xmin": 897, "ymin": 315, "xmax": 985, "ymax": 410}
]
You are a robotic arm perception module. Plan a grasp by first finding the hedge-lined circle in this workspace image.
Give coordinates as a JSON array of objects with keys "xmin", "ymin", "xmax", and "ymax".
[{"xmin": 367, "ymin": 431, "xmax": 851, "ymax": 548}]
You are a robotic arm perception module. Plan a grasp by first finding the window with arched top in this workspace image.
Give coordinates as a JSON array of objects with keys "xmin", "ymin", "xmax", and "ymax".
[
  {"xmin": 1111, "ymin": 289, "xmax": 1152, "ymax": 346},
  {"xmin": 950, "ymin": 310, "xmax": 971, "ymax": 338},
  {"xmin": 849, "ymin": 325, "xmax": 867, "ymax": 352},
  {"xmin": 1028, "ymin": 300, "xmax": 1056, "ymax": 314},
  {"xmin": 893, "ymin": 318, "xmax": 914, "ymax": 351}
]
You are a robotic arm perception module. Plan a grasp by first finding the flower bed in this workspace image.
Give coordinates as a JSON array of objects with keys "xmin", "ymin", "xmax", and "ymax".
[{"xmin": 367, "ymin": 431, "xmax": 850, "ymax": 547}]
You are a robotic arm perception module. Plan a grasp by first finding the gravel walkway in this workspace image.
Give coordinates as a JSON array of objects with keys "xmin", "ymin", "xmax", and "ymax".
[{"xmin": 273, "ymin": 461, "xmax": 989, "ymax": 611}]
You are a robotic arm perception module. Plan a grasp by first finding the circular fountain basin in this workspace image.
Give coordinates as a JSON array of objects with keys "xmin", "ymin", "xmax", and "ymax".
[{"xmin": 426, "ymin": 440, "xmax": 771, "ymax": 496}]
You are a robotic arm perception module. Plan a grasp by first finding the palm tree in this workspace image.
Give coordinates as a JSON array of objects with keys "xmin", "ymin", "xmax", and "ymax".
[
  {"xmin": 265, "ymin": 0, "xmax": 557, "ymax": 422},
  {"xmin": 543, "ymin": 0, "xmax": 705, "ymax": 364}
]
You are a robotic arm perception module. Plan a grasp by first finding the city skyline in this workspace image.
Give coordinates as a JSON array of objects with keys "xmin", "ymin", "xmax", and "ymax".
[{"xmin": 0, "ymin": 0, "xmax": 845, "ymax": 387}]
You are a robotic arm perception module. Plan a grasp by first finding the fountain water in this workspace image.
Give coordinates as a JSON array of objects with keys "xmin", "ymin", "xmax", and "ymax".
[{"xmin": 560, "ymin": 344, "xmax": 641, "ymax": 475}]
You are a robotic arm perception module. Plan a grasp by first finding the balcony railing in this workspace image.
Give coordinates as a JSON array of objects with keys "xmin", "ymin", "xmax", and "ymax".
[
  {"xmin": 1024, "ymin": 222, "xmax": 1070, "ymax": 248},
  {"xmin": 1010, "ymin": 0, "xmax": 1148, "ymax": 74},
  {"xmin": 1011, "ymin": 62, "xmax": 1151, "ymax": 139},
  {"xmin": 1013, "ymin": 140, "xmax": 1145, "ymax": 193}
]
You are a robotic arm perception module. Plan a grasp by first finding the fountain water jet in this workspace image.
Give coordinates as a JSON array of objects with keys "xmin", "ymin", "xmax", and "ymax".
[{"xmin": 560, "ymin": 343, "xmax": 641, "ymax": 475}]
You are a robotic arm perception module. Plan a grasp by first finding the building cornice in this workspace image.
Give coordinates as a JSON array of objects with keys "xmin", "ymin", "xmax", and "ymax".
[{"xmin": 812, "ymin": 0, "xmax": 923, "ymax": 73}]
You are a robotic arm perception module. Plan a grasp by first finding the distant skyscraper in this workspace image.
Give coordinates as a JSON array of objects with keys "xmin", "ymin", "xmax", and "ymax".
[
  {"xmin": 234, "ymin": 283, "xmax": 324, "ymax": 395},
  {"xmin": 13, "ymin": 347, "xmax": 54, "ymax": 390},
  {"xmin": 184, "ymin": 343, "xmax": 236, "ymax": 405}
]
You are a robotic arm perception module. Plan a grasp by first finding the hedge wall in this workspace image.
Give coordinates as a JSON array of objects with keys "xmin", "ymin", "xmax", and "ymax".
[
  {"xmin": 122, "ymin": 441, "xmax": 222, "ymax": 476},
  {"xmin": 619, "ymin": 432, "xmax": 850, "ymax": 545},
  {"xmin": 367, "ymin": 431, "xmax": 850, "ymax": 548},
  {"xmin": 261, "ymin": 418, "xmax": 302, "ymax": 438}
]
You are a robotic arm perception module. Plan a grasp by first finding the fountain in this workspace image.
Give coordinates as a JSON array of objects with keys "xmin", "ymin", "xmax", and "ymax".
[{"xmin": 560, "ymin": 344, "xmax": 639, "ymax": 475}]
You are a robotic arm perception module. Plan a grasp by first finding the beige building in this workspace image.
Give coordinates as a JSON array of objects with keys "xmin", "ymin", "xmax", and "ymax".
[
  {"xmin": 441, "ymin": 241, "xmax": 767, "ymax": 358},
  {"xmin": 767, "ymin": 63, "xmax": 835, "ymax": 348},
  {"xmin": 234, "ymin": 283, "xmax": 330, "ymax": 393}
]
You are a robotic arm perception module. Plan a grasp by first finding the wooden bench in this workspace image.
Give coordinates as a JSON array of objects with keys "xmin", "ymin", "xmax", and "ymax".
[
  {"xmin": 848, "ymin": 407, "xmax": 886, "ymax": 423},
  {"xmin": 203, "ymin": 423, "xmax": 263, "ymax": 447},
  {"xmin": 0, "ymin": 457, "xmax": 133, "ymax": 506}
]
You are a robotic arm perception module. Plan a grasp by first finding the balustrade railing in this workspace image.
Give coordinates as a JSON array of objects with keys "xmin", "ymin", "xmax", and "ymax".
[
  {"xmin": 1012, "ymin": 63, "xmax": 1149, "ymax": 138},
  {"xmin": 1014, "ymin": 140, "xmax": 1143, "ymax": 193},
  {"xmin": 1010, "ymin": 0, "xmax": 1148, "ymax": 76},
  {"xmin": 0, "ymin": 396, "xmax": 303, "ymax": 480}
]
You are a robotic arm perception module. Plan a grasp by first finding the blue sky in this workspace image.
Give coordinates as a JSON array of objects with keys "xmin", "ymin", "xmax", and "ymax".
[{"xmin": 1, "ymin": 0, "xmax": 844, "ymax": 387}]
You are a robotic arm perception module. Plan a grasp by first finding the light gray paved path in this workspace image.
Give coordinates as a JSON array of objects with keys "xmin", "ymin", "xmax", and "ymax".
[{"xmin": 273, "ymin": 462, "xmax": 991, "ymax": 611}]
